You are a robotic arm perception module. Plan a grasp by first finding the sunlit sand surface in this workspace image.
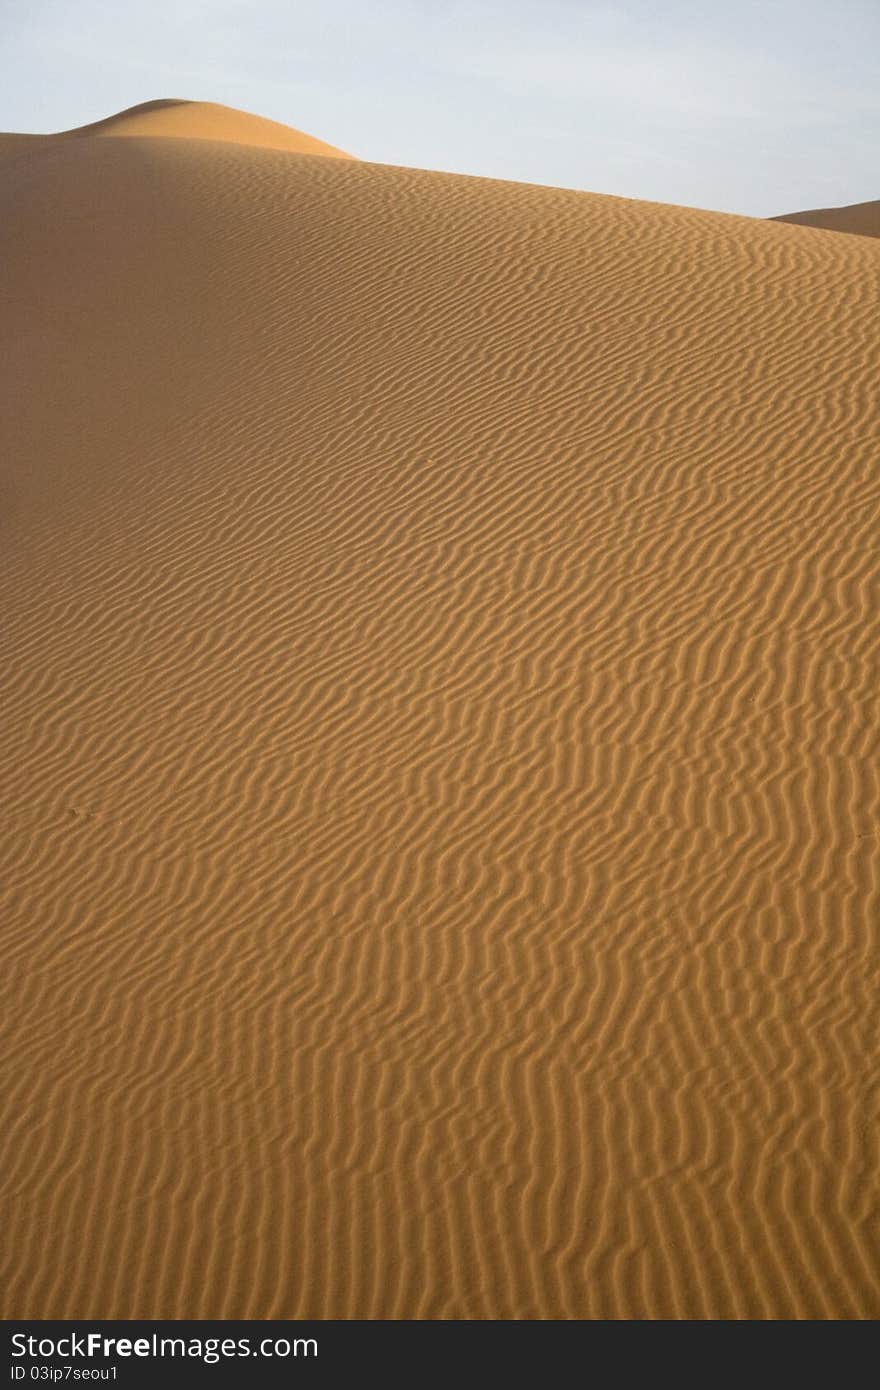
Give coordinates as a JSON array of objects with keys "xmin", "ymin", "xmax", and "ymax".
[{"xmin": 2, "ymin": 102, "xmax": 878, "ymax": 1318}]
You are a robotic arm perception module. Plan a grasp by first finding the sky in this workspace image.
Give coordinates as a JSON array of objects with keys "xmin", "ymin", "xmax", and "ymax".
[{"xmin": 2, "ymin": 0, "xmax": 877, "ymax": 217}]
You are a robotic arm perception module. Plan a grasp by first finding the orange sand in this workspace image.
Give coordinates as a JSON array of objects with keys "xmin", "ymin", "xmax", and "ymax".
[{"xmin": 1, "ymin": 103, "xmax": 878, "ymax": 1319}]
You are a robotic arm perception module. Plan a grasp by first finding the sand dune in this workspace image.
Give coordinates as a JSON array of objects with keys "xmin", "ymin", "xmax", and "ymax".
[
  {"xmin": 0, "ymin": 98, "xmax": 353, "ymax": 159},
  {"xmin": 773, "ymin": 198, "xmax": 880, "ymax": 239},
  {"xmin": 1, "ymin": 104, "xmax": 878, "ymax": 1321}
]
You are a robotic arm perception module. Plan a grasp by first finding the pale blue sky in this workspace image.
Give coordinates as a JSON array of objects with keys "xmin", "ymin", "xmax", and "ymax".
[{"xmin": 2, "ymin": 0, "xmax": 877, "ymax": 216}]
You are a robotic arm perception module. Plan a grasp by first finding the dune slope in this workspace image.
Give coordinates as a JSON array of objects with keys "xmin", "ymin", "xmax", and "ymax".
[
  {"xmin": 1, "ymin": 113, "xmax": 879, "ymax": 1320},
  {"xmin": 0, "ymin": 98, "xmax": 353, "ymax": 159},
  {"xmin": 773, "ymin": 198, "xmax": 880, "ymax": 239}
]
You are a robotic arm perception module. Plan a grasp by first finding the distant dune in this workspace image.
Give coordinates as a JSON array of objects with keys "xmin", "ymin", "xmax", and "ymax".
[
  {"xmin": 773, "ymin": 198, "xmax": 880, "ymax": 238},
  {"xmin": 1, "ymin": 103, "xmax": 878, "ymax": 1320},
  {"xmin": 0, "ymin": 98, "xmax": 353, "ymax": 159}
]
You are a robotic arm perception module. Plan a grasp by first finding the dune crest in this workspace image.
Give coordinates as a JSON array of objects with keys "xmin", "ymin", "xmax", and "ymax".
[
  {"xmin": 773, "ymin": 198, "xmax": 879, "ymax": 239},
  {"xmin": 1, "ymin": 98, "xmax": 353, "ymax": 158},
  {"xmin": 1, "ymin": 107, "xmax": 879, "ymax": 1320}
]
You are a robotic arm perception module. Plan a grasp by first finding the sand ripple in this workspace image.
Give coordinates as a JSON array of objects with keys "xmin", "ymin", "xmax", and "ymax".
[{"xmin": 1, "ymin": 124, "xmax": 878, "ymax": 1317}]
